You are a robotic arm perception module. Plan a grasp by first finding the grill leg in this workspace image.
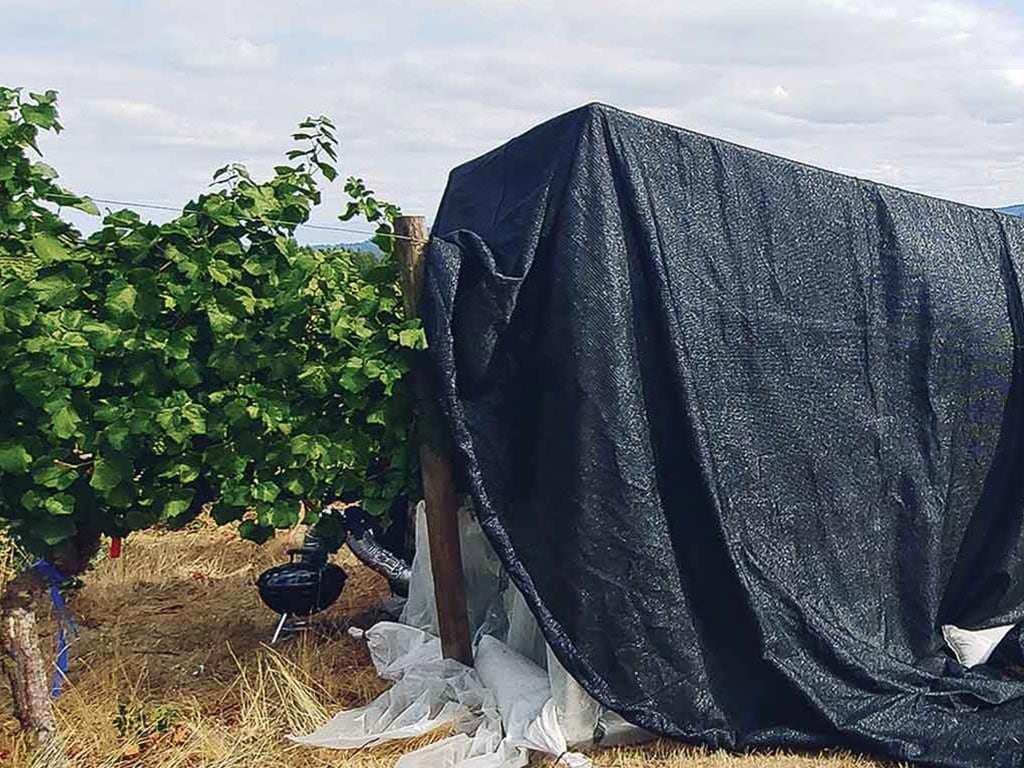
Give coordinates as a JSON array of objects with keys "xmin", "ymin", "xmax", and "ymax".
[{"xmin": 271, "ymin": 613, "xmax": 289, "ymax": 644}]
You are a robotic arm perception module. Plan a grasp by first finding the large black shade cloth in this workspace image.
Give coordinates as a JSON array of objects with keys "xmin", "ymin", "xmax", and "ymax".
[{"xmin": 421, "ymin": 103, "xmax": 1024, "ymax": 766}]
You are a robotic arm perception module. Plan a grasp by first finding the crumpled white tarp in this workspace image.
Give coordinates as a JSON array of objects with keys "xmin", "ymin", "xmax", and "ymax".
[
  {"xmin": 293, "ymin": 622, "xmax": 580, "ymax": 767},
  {"xmin": 294, "ymin": 501, "xmax": 648, "ymax": 766},
  {"xmin": 400, "ymin": 500, "xmax": 505, "ymax": 638},
  {"xmin": 941, "ymin": 623, "xmax": 1017, "ymax": 668},
  {"xmin": 291, "ymin": 623, "xmax": 479, "ymax": 750}
]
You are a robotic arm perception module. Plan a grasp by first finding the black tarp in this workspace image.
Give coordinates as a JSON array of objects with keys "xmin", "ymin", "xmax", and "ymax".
[{"xmin": 421, "ymin": 103, "xmax": 1024, "ymax": 767}]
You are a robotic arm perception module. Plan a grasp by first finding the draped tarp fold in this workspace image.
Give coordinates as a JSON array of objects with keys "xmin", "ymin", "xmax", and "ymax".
[{"xmin": 421, "ymin": 103, "xmax": 1024, "ymax": 766}]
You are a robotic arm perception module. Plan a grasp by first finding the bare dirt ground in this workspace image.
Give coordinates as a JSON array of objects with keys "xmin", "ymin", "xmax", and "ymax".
[{"xmin": 0, "ymin": 525, "xmax": 892, "ymax": 767}]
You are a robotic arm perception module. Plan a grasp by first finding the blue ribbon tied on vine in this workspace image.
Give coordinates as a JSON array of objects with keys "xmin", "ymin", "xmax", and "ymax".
[{"xmin": 30, "ymin": 560, "xmax": 78, "ymax": 697}]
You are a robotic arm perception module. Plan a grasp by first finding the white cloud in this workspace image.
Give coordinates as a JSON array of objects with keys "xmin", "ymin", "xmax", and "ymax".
[
  {"xmin": 0, "ymin": 0, "xmax": 1021, "ymax": 239},
  {"xmin": 175, "ymin": 36, "xmax": 279, "ymax": 71},
  {"xmin": 87, "ymin": 98, "xmax": 276, "ymax": 149}
]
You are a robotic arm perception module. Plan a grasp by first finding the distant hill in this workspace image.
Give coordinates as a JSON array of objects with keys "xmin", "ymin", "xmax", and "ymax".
[
  {"xmin": 999, "ymin": 205, "xmax": 1024, "ymax": 217},
  {"xmin": 309, "ymin": 240, "xmax": 383, "ymax": 255}
]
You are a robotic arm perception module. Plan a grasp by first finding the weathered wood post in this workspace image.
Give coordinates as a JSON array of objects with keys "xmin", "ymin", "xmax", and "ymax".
[{"xmin": 393, "ymin": 215, "xmax": 473, "ymax": 666}]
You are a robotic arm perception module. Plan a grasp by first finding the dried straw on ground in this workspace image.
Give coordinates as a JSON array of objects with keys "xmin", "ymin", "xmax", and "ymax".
[{"xmin": 0, "ymin": 523, "xmax": 892, "ymax": 767}]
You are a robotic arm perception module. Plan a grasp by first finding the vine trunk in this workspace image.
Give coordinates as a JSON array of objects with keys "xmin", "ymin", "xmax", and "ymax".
[{"xmin": 1, "ymin": 568, "xmax": 65, "ymax": 765}]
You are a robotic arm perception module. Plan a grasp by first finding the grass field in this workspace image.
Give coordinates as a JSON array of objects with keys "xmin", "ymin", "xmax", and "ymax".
[{"xmin": 0, "ymin": 524, "xmax": 892, "ymax": 767}]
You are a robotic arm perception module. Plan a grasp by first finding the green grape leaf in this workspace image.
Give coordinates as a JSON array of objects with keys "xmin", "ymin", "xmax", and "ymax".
[{"xmin": 0, "ymin": 443, "xmax": 32, "ymax": 474}]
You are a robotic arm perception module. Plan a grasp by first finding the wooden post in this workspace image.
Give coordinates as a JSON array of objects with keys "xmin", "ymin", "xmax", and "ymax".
[{"xmin": 393, "ymin": 215, "xmax": 473, "ymax": 666}]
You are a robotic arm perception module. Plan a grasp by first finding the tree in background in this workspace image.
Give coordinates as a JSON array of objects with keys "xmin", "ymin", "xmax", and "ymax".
[{"xmin": 0, "ymin": 86, "xmax": 422, "ymax": 756}]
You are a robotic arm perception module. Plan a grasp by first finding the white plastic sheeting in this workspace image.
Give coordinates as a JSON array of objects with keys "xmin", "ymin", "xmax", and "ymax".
[
  {"xmin": 399, "ymin": 500, "xmax": 505, "ymax": 642},
  {"xmin": 293, "ymin": 501, "xmax": 650, "ymax": 766},
  {"xmin": 293, "ymin": 624, "xmax": 473, "ymax": 749},
  {"xmin": 942, "ymin": 623, "xmax": 1017, "ymax": 668},
  {"xmin": 293, "ymin": 622, "xmax": 525, "ymax": 767}
]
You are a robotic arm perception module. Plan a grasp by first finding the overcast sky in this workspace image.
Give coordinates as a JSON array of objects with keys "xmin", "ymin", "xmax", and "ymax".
[{"xmin": 2, "ymin": 0, "xmax": 1023, "ymax": 241}]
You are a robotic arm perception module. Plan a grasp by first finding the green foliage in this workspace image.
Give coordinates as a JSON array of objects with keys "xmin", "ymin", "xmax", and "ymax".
[
  {"xmin": 0, "ymin": 87, "xmax": 97, "ymax": 281},
  {"xmin": 340, "ymin": 177, "xmax": 402, "ymax": 258},
  {"xmin": 114, "ymin": 701, "xmax": 178, "ymax": 739},
  {"xmin": 0, "ymin": 88, "xmax": 420, "ymax": 561}
]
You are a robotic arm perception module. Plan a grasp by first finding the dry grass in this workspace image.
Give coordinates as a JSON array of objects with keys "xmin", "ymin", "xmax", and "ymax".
[
  {"xmin": 0, "ymin": 524, "xmax": 890, "ymax": 768},
  {"xmin": 585, "ymin": 745, "xmax": 887, "ymax": 768}
]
